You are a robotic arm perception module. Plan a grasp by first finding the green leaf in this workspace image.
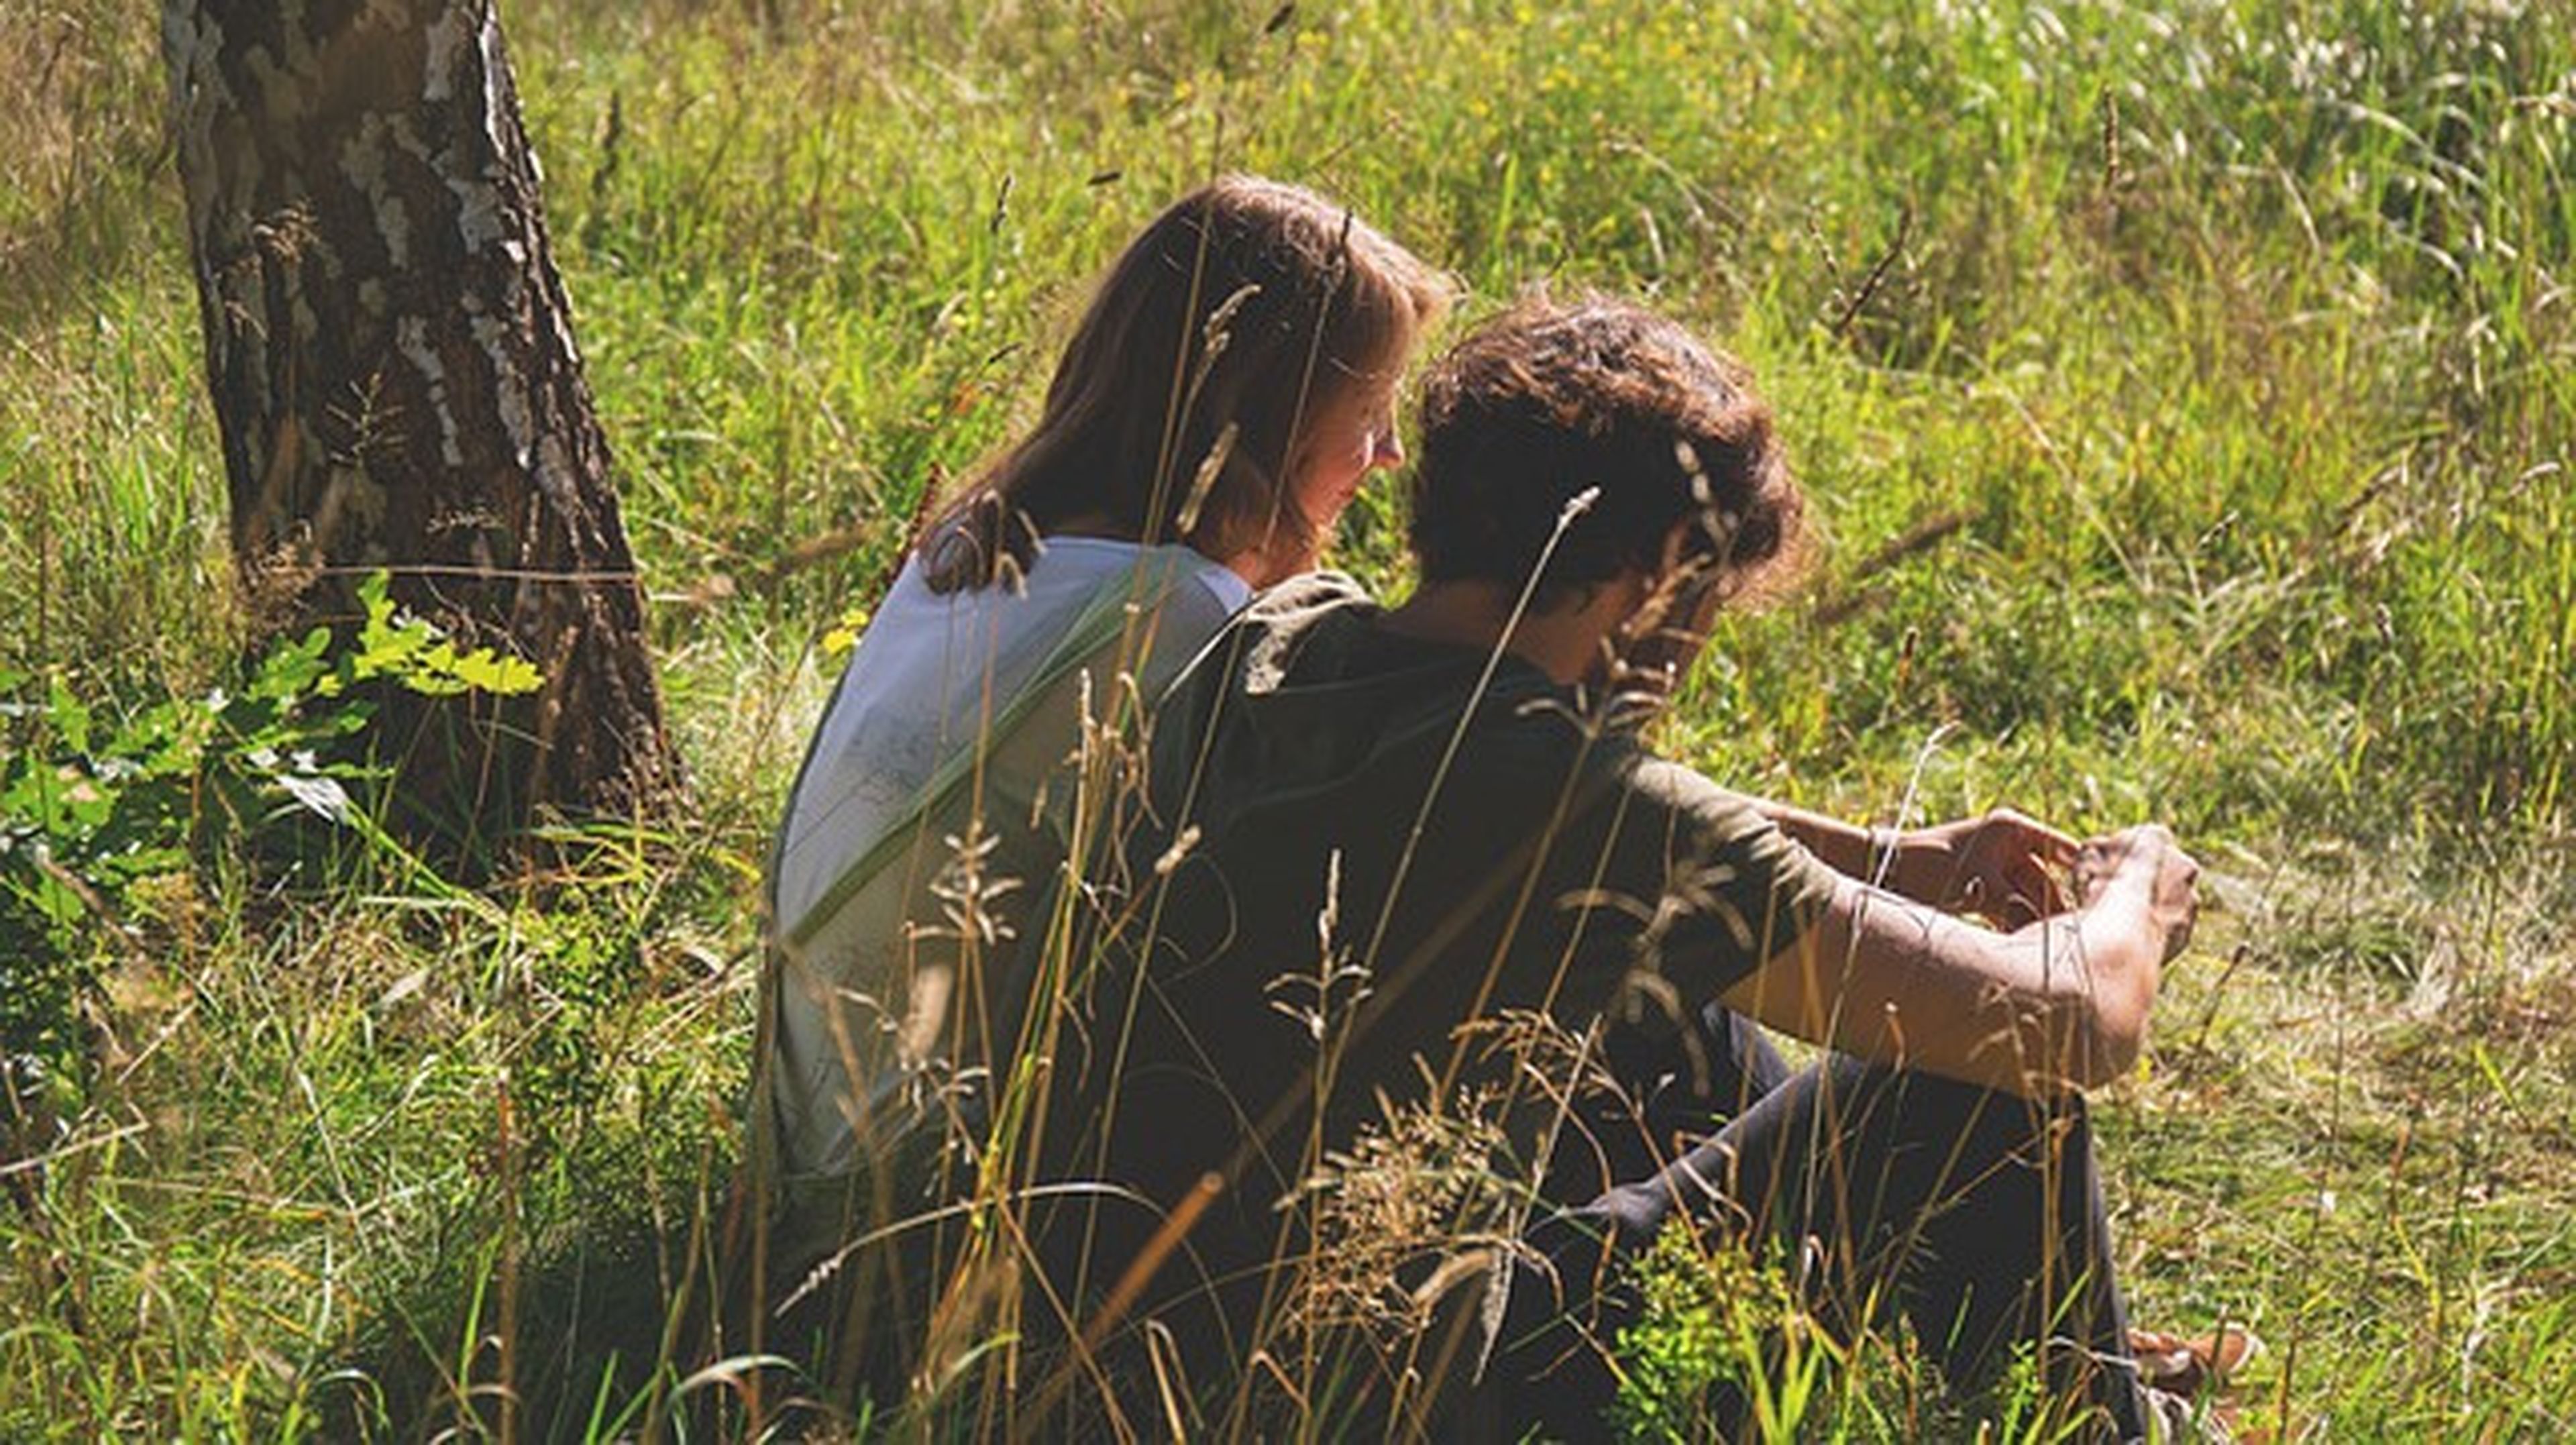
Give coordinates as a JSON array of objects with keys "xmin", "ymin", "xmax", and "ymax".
[
  {"xmin": 451, "ymin": 647, "xmax": 543, "ymax": 696},
  {"xmin": 249, "ymin": 626, "xmax": 335, "ymax": 704},
  {"xmin": 46, "ymin": 673, "xmax": 91, "ymax": 755},
  {"xmin": 23, "ymin": 869, "xmax": 84, "ymax": 928},
  {"xmin": 345, "ymin": 568, "xmax": 540, "ymax": 697},
  {"xmin": 56, "ymin": 768, "xmax": 117, "ymax": 832}
]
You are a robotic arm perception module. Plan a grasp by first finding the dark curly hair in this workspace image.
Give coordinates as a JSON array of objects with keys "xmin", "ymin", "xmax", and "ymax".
[{"xmin": 1408, "ymin": 294, "xmax": 1804, "ymax": 612}]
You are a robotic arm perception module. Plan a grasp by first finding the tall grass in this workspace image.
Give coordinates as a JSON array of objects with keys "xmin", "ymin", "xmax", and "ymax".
[{"xmin": 3, "ymin": 0, "xmax": 2571, "ymax": 1438}]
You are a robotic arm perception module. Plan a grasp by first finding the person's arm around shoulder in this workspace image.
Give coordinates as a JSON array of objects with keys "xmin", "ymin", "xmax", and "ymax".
[{"xmin": 1720, "ymin": 824, "xmax": 2200, "ymax": 1097}]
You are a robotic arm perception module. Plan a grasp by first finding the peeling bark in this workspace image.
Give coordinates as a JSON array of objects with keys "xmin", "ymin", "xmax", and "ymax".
[{"xmin": 164, "ymin": 0, "xmax": 677, "ymax": 844}]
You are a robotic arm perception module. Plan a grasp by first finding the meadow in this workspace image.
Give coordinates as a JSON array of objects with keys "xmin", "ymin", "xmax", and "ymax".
[{"xmin": 3, "ymin": 0, "xmax": 2571, "ymax": 1437}]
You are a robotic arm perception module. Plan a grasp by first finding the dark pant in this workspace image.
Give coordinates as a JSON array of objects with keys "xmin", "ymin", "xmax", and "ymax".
[{"xmin": 1493, "ymin": 1006, "xmax": 2147, "ymax": 1441}]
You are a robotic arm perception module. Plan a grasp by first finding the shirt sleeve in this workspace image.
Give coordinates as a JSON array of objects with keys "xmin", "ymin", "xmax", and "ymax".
[{"xmin": 1552, "ymin": 751, "xmax": 1843, "ymax": 1005}]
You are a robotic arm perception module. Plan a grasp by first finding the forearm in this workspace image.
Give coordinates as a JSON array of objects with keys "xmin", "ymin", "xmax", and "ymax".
[
  {"xmin": 1752, "ymin": 797, "xmax": 1891, "ymax": 887},
  {"xmin": 1725, "ymin": 874, "xmax": 2163, "ymax": 1098},
  {"xmin": 1873, "ymin": 900, "xmax": 2157, "ymax": 1093},
  {"xmin": 1991, "ymin": 888, "xmax": 2161, "ymax": 1086}
]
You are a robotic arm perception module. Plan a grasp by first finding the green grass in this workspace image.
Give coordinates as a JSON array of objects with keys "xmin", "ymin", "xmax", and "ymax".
[{"xmin": 4, "ymin": 0, "xmax": 2572, "ymax": 1437}]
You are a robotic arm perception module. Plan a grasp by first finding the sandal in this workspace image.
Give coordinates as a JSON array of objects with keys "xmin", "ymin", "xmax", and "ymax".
[{"xmin": 2129, "ymin": 1324, "xmax": 2263, "ymax": 1399}]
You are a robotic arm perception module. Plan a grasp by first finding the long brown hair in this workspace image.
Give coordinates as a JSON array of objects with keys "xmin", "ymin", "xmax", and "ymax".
[{"xmin": 919, "ymin": 175, "xmax": 1448, "ymax": 594}]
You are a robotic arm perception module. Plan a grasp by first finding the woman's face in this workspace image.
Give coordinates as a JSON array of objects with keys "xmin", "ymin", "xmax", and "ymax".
[
  {"xmin": 1289, "ymin": 372, "xmax": 1406, "ymax": 539},
  {"xmin": 1224, "ymin": 368, "xmax": 1408, "ymax": 590}
]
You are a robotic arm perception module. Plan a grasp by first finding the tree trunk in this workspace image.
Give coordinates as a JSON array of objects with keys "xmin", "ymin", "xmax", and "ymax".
[{"xmin": 162, "ymin": 0, "xmax": 677, "ymax": 848}]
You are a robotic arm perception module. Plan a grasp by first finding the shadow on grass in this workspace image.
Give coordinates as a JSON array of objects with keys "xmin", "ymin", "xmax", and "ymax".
[{"xmin": 311, "ymin": 1191, "xmax": 830, "ymax": 1442}]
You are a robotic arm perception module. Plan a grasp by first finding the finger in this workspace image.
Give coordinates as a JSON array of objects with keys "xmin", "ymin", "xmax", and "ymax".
[
  {"xmin": 1997, "ymin": 857, "xmax": 2041, "ymax": 908},
  {"xmin": 2159, "ymin": 849, "xmax": 2201, "ymax": 902},
  {"xmin": 2010, "ymin": 810, "xmax": 2082, "ymax": 857},
  {"xmin": 2003, "ymin": 835, "xmax": 2078, "ymax": 884},
  {"xmin": 1984, "ymin": 808, "xmax": 2076, "ymax": 860},
  {"xmin": 2019, "ymin": 859, "xmax": 2070, "ymax": 916},
  {"xmin": 2072, "ymin": 838, "xmax": 2121, "ymax": 890}
]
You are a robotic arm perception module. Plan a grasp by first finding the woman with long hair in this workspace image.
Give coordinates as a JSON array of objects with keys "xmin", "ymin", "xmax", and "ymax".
[{"xmin": 753, "ymin": 175, "xmax": 1446, "ymax": 1405}]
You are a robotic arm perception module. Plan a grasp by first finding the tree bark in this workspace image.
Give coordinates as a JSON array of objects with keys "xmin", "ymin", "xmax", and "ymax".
[{"xmin": 163, "ymin": 0, "xmax": 676, "ymax": 847}]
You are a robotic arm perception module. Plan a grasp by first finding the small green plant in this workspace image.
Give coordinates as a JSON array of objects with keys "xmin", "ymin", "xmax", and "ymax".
[
  {"xmin": 1609, "ymin": 1223, "xmax": 2129, "ymax": 1444},
  {"xmin": 1611, "ymin": 1221, "xmax": 1819, "ymax": 1443},
  {"xmin": 0, "ymin": 572, "xmax": 539, "ymax": 1069}
]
